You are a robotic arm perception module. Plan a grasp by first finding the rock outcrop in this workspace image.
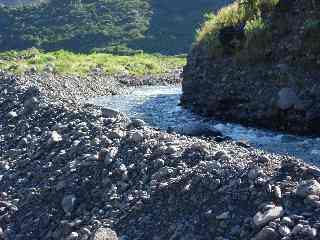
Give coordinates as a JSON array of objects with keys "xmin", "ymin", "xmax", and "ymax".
[{"xmin": 181, "ymin": 0, "xmax": 320, "ymax": 135}]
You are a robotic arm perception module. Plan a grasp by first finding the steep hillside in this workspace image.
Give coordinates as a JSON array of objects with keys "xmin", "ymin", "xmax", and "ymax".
[
  {"xmin": 182, "ymin": 0, "xmax": 320, "ymax": 135},
  {"xmin": 0, "ymin": 0, "xmax": 230, "ymax": 54},
  {"xmin": 0, "ymin": 0, "xmax": 44, "ymax": 5},
  {"xmin": 131, "ymin": 0, "xmax": 230, "ymax": 54},
  {"xmin": 0, "ymin": 0, "xmax": 151, "ymax": 53}
]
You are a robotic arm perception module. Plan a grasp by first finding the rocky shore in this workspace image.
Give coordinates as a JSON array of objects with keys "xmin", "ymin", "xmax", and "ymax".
[{"xmin": 1, "ymin": 70, "xmax": 320, "ymax": 240}]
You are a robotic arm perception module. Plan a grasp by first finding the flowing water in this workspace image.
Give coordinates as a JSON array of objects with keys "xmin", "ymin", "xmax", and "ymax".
[{"xmin": 88, "ymin": 86, "xmax": 320, "ymax": 166}]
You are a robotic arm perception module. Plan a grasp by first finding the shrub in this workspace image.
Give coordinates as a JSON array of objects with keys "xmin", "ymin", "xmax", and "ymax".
[{"xmin": 195, "ymin": 0, "xmax": 278, "ymax": 60}]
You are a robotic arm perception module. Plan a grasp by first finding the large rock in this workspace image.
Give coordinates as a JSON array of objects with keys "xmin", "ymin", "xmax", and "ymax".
[
  {"xmin": 174, "ymin": 123, "xmax": 222, "ymax": 137},
  {"xmin": 253, "ymin": 206, "xmax": 284, "ymax": 227},
  {"xmin": 277, "ymin": 88, "xmax": 300, "ymax": 110},
  {"xmin": 92, "ymin": 228, "xmax": 118, "ymax": 240},
  {"xmin": 101, "ymin": 108, "xmax": 122, "ymax": 119}
]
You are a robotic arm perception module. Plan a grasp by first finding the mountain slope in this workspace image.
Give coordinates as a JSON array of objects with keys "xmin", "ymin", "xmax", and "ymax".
[
  {"xmin": 131, "ymin": 0, "xmax": 230, "ymax": 54},
  {"xmin": 0, "ymin": 0, "xmax": 230, "ymax": 54},
  {"xmin": 0, "ymin": 0, "xmax": 44, "ymax": 5},
  {"xmin": 0, "ymin": 0, "xmax": 151, "ymax": 53}
]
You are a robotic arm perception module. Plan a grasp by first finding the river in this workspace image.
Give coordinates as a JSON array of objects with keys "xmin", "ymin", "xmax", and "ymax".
[{"xmin": 88, "ymin": 86, "xmax": 320, "ymax": 166}]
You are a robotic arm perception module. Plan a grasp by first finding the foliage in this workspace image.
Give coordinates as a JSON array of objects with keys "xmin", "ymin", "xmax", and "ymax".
[
  {"xmin": 131, "ymin": 0, "xmax": 230, "ymax": 54},
  {"xmin": 0, "ymin": 0, "xmax": 151, "ymax": 53},
  {"xmin": 195, "ymin": 0, "xmax": 278, "ymax": 58},
  {"xmin": 0, "ymin": 49, "xmax": 186, "ymax": 76},
  {"xmin": 0, "ymin": 0, "xmax": 231, "ymax": 54},
  {"xmin": 195, "ymin": 2, "xmax": 245, "ymax": 57}
]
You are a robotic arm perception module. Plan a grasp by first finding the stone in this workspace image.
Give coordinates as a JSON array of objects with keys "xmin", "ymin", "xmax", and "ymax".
[
  {"xmin": 277, "ymin": 87, "xmax": 300, "ymax": 110},
  {"xmin": 48, "ymin": 131, "xmax": 63, "ymax": 144},
  {"xmin": 101, "ymin": 108, "xmax": 121, "ymax": 119},
  {"xmin": 296, "ymin": 180, "xmax": 320, "ymax": 198},
  {"xmin": 216, "ymin": 211, "xmax": 229, "ymax": 220},
  {"xmin": 92, "ymin": 227, "xmax": 118, "ymax": 240},
  {"xmin": 66, "ymin": 232, "xmax": 79, "ymax": 240},
  {"xmin": 176, "ymin": 123, "xmax": 222, "ymax": 137},
  {"xmin": 307, "ymin": 166, "xmax": 320, "ymax": 177},
  {"xmin": 253, "ymin": 206, "xmax": 284, "ymax": 227},
  {"xmin": 24, "ymin": 97, "xmax": 39, "ymax": 112},
  {"xmin": 292, "ymin": 224, "xmax": 304, "ymax": 235},
  {"xmin": 129, "ymin": 131, "xmax": 144, "ymax": 143},
  {"xmin": 281, "ymin": 217, "xmax": 293, "ymax": 226},
  {"xmin": 278, "ymin": 225, "xmax": 291, "ymax": 236},
  {"xmin": 273, "ymin": 186, "xmax": 282, "ymax": 199},
  {"xmin": 62, "ymin": 194, "xmax": 76, "ymax": 215},
  {"xmin": 103, "ymin": 147, "xmax": 118, "ymax": 165},
  {"xmin": 304, "ymin": 195, "xmax": 320, "ymax": 207},
  {"xmin": 253, "ymin": 227, "xmax": 279, "ymax": 240},
  {"xmin": 7, "ymin": 111, "xmax": 18, "ymax": 118},
  {"xmin": 129, "ymin": 119, "xmax": 146, "ymax": 128}
]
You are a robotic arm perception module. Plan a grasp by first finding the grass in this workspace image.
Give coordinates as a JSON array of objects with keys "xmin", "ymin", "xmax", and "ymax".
[
  {"xmin": 195, "ymin": 0, "xmax": 279, "ymax": 58},
  {"xmin": 0, "ymin": 48, "xmax": 186, "ymax": 76}
]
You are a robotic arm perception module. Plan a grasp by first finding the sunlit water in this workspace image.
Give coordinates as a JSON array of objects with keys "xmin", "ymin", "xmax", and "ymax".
[{"xmin": 88, "ymin": 86, "xmax": 320, "ymax": 166}]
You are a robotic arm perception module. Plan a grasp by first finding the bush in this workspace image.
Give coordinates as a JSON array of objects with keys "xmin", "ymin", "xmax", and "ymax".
[{"xmin": 195, "ymin": 0, "xmax": 278, "ymax": 60}]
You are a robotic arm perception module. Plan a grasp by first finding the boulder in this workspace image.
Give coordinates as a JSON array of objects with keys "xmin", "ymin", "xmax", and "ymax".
[
  {"xmin": 277, "ymin": 88, "xmax": 300, "ymax": 110},
  {"xmin": 101, "ymin": 108, "xmax": 122, "ymax": 119},
  {"xmin": 253, "ymin": 206, "xmax": 284, "ymax": 227},
  {"xmin": 92, "ymin": 228, "xmax": 118, "ymax": 240}
]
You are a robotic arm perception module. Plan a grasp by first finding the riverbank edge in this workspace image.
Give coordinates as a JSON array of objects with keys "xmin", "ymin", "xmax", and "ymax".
[{"xmin": 181, "ymin": 44, "xmax": 320, "ymax": 136}]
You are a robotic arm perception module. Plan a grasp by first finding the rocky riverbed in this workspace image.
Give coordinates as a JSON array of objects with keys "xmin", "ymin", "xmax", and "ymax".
[
  {"xmin": 1, "ymin": 71, "xmax": 320, "ymax": 240},
  {"xmin": 17, "ymin": 68, "xmax": 183, "ymax": 107}
]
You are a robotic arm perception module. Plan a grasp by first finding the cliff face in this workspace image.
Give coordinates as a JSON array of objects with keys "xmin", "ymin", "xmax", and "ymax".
[{"xmin": 182, "ymin": 0, "xmax": 320, "ymax": 135}]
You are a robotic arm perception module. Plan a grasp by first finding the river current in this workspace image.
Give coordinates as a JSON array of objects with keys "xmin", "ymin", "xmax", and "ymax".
[{"xmin": 89, "ymin": 86, "xmax": 320, "ymax": 166}]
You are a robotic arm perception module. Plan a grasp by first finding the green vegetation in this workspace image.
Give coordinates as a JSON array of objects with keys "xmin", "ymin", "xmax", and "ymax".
[
  {"xmin": 131, "ymin": 0, "xmax": 230, "ymax": 54},
  {"xmin": 0, "ymin": 0, "xmax": 151, "ymax": 53},
  {"xmin": 195, "ymin": 0, "xmax": 278, "ymax": 59},
  {"xmin": 0, "ymin": 0, "xmax": 230, "ymax": 54},
  {"xmin": 0, "ymin": 0, "xmax": 45, "ymax": 5},
  {"xmin": 195, "ymin": 0, "xmax": 320, "ymax": 66},
  {"xmin": 0, "ymin": 48, "xmax": 186, "ymax": 76}
]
